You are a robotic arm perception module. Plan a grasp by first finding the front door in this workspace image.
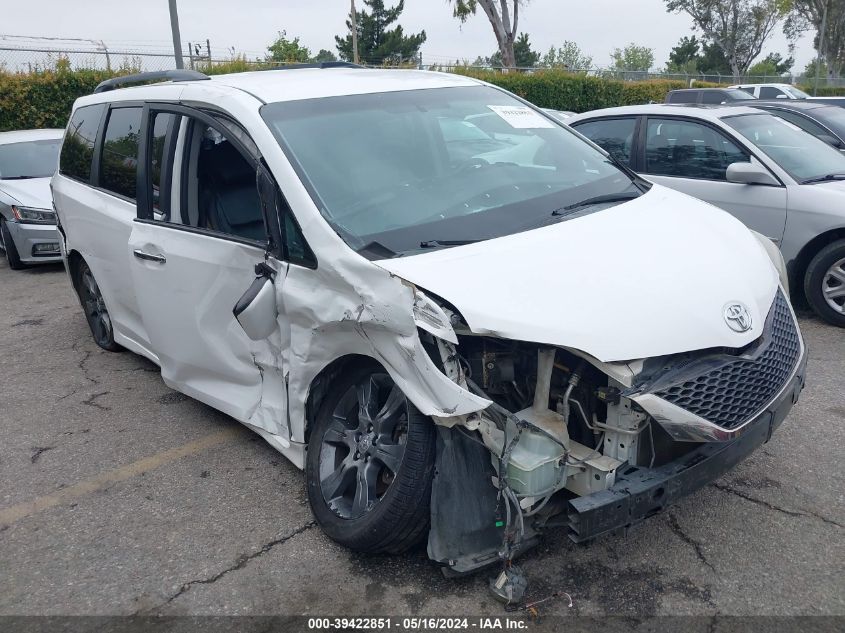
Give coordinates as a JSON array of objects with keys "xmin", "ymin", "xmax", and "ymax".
[
  {"xmin": 642, "ymin": 117, "xmax": 788, "ymax": 244},
  {"xmin": 127, "ymin": 106, "xmax": 290, "ymax": 436}
]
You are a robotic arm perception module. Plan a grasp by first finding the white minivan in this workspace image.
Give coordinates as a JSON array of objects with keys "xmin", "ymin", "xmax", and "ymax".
[{"xmin": 53, "ymin": 66, "xmax": 806, "ymax": 577}]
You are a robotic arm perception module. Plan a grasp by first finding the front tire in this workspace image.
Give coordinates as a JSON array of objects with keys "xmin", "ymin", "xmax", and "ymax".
[
  {"xmin": 306, "ymin": 362, "xmax": 435, "ymax": 554},
  {"xmin": 0, "ymin": 218, "xmax": 25, "ymax": 270},
  {"xmin": 804, "ymin": 239, "xmax": 845, "ymax": 328},
  {"xmin": 75, "ymin": 259, "xmax": 122, "ymax": 351}
]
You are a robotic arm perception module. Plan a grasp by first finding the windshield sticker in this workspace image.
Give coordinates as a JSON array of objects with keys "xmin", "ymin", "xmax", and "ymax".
[{"xmin": 487, "ymin": 105, "xmax": 555, "ymax": 129}]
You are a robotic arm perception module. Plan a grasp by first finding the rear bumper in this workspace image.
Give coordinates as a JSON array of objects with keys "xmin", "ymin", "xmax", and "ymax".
[
  {"xmin": 567, "ymin": 346, "xmax": 807, "ymax": 543},
  {"xmin": 6, "ymin": 220, "xmax": 62, "ymax": 263}
]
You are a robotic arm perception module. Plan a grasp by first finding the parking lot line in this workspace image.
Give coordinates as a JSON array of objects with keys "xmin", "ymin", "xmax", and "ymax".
[{"xmin": 0, "ymin": 427, "xmax": 240, "ymax": 527}]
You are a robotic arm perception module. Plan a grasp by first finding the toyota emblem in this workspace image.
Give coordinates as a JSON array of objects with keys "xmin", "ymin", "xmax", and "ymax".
[{"xmin": 724, "ymin": 303, "xmax": 753, "ymax": 333}]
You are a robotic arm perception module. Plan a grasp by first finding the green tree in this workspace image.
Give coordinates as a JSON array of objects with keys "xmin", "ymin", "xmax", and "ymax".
[
  {"xmin": 668, "ymin": 35, "xmax": 701, "ymax": 68},
  {"xmin": 336, "ymin": 0, "xmax": 426, "ymax": 65},
  {"xmin": 665, "ymin": 1, "xmax": 792, "ymax": 79},
  {"xmin": 748, "ymin": 52, "xmax": 794, "ymax": 76},
  {"xmin": 489, "ymin": 32, "xmax": 539, "ymax": 67},
  {"xmin": 611, "ymin": 43, "xmax": 655, "ymax": 71},
  {"xmin": 312, "ymin": 49, "xmax": 338, "ymax": 63},
  {"xmin": 266, "ymin": 31, "xmax": 311, "ymax": 63},
  {"xmin": 542, "ymin": 40, "xmax": 593, "ymax": 70},
  {"xmin": 786, "ymin": 1, "xmax": 845, "ymax": 79},
  {"xmin": 448, "ymin": 1, "xmax": 526, "ymax": 69}
]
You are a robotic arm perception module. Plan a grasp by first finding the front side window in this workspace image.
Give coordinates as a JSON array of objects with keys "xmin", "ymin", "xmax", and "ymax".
[
  {"xmin": 59, "ymin": 103, "xmax": 105, "ymax": 182},
  {"xmin": 100, "ymin": 107, "xmax": 143, "ymax": 199},
  {"xmin": 572, "ymin": 118, "xmax": 637, "ymax": 165},
  {"xmin": 725, "ymin": 113, "xmax": 845, "ymax": 183},
  {"xmin": 261, "ymin": 86, "xmax": 639, "ymax": 256},
  {"xmin": 701, "ymin": 91, "xmax": 727, "ymax": 104},
  {"xmin": 0, "ymin": 139, "xmax": 61, "ymax": 180},
  {"xmin": 759, "ymin": 86, "xmax": 785, "ymax": 99},
  {"xmin": 645, "ymin": 118, "xmax": 749, "ymax": 180}
]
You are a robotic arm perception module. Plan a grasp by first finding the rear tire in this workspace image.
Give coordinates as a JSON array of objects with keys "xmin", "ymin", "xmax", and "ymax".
[
  {"xmin": 75, "ymin": 259, "xmax": 123, "ymax": 351},
  {"xmin": 306, "ymin": 362, "xmax": 435, "ymax": 554},
  {"xmin": 0, "ymin": 218, "xmax": 26, "ymax": 270},
  {"xmin": 804, "ymin": 239, "xmax": 845, "ymax": 328}
]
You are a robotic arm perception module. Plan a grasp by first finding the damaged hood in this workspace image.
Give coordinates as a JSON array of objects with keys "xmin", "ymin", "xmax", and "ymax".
[
  {"xmin": 376, "ymin": 185, "xmax": 779, "ymax": 363},
  {"xmin": 0, "ymin": 177, "xmax": 53, "ymax": 209}
]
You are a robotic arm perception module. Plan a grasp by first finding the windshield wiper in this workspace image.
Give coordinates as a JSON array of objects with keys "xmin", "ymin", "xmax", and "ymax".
[
  {"xmin": 801, "ymin": 173, "xmax": 845, "ymax": 185},
  {"xmin": 419, "ymin": 239, "xmax": 481, "ymax": 249},
  {"xmin": 0, "ymin": 175, "xmax": 37, "ymax": 180},
  {"xmin": 552, "ymin": 190, "xmax": 641, "ymax": 215}
]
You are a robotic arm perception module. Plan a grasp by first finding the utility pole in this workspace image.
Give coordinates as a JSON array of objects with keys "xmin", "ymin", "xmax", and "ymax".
[
  {"xmin": 814, "ymin": 2, "xmax": 828, "ymax": 96},
  {"xmin": 168, "ymin": 0, "xmax": 184, "ymax": 69},
  {"xmin": 350, "ymin": 0, "xmax": 360, "ymax": 65}
]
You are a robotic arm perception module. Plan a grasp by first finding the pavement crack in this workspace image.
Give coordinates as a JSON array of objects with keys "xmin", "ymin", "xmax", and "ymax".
[
  {"xmin": 30, "ymin": 446, "xmax": 55, "ymax": 464},
  {"xmin": 152, "ymin": 520, "xmax": 317, "ymax": 611},
  {"xmin": 82, "ymin": 391, "xmax": 111, "ymax": 411},
  {"xmin": 666, "ymin": 512, "xmax": 716, "ymax": 573},
  {"xmin": 712, "ymin": 483, "xmax": 844, "ymax": 529}
]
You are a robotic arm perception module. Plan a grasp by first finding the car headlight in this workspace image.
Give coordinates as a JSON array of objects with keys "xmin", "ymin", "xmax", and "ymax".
[{"xmin": 11, "ymin": 205, "xmax": 56, "ymax": 224}]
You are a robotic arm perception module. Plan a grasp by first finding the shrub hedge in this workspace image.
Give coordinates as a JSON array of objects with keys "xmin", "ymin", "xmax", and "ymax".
[{"xmin": 2, "ymin": 66, "xmax": 844, "ymax": 132}]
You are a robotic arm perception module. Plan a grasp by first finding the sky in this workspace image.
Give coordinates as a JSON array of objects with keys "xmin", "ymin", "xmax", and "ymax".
[{"xmin": 1, "ymin": 0, "xmax": 818, "ymax": 73}]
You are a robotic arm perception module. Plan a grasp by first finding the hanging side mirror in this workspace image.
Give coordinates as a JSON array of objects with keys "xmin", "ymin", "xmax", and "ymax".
[{"xmin": 233, "ymin": 263, "xmax": 278, "ymax": 341}]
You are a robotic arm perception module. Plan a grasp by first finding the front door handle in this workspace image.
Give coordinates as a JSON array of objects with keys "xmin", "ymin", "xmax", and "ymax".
[{"xmin": 133, "ymin": 249, "xmax": 166, "ymax": 264}]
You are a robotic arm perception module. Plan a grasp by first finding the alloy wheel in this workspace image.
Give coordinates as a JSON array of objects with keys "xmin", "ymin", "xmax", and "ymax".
[
  {"xmin": 822, "ymin": 257, "xmax": 845, "ymax": 315},
  {"xmin": 318, "ymin": 373, "xmax": 409, "ymax": 520},
  {"xmin": 80, "ymin": 268, "xmax": 113, "ymax": 348}
]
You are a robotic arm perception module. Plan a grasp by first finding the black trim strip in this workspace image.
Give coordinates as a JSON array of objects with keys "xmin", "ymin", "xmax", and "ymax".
[{"xmin": 133, "ymin": 217, "xmax": 268, "ymax": 251}]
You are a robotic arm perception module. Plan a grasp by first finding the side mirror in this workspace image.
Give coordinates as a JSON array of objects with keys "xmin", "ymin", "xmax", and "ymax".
[
  {"xmin": 775, "ymin": 94, "xmax": 789, "ymax": 99},
  {"xmin": 233, "ymin": 264, "xmax": 278, "ymax": 341},
  {"xmin": 726, "ymin": 162, "xmax": 779, "ymax": 186}
]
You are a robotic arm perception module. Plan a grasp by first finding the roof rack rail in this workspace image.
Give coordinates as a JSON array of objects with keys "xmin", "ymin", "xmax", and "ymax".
[
  {"xmin": 258, "ymin": 61, "xmax": 365, "ymax": 72},
  {"xmin": 93, "ymin": 69, "xmax": 210, "ymax": 94}
]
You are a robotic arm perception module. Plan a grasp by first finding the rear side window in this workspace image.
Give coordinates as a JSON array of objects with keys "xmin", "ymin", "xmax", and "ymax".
[
  {"xmin": 59, "ymin": 103, "xmax": 105, "ymax": 182},
  {"xmin": 573, "ymin": 118, "xmax": 637, "ymax": 165},
  {"xmin": 100, "ymin": 107, "xmax": 143, "ymax": 200},
  {"xmin": 668, "ymin": 91, "xmax": 696, "ymax": 104}
]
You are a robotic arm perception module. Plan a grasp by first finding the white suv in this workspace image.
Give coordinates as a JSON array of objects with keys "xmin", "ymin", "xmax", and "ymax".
[
  {"xmin": 730, "ymin": 83, "xmax": 811, "ymax": 100},
  {"xmin": 53, "ymin": 66, "xmax": 806, "ymax": 576}
]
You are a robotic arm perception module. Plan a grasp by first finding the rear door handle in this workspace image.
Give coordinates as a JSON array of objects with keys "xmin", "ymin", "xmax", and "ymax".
[{"xmin": 133, "ymin": 249, "xmax": 166, "ymax": 264}]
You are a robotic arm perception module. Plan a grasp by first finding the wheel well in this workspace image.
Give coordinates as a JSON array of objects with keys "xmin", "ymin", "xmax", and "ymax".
[
  {"xmin": 790, "ymin": 229, "xmax": 845, "ymax": 303},
  {"xmin": 66, "ymin": 250, "xmax": 84, "ymax": 292},
  {"xmin": 304, "ymin": 354, "xmax": 381, "ymax": 444}
]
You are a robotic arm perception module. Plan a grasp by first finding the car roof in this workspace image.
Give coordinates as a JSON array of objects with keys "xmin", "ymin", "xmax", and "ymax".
[
  {"xmin": 729, "ymin": 83, "xmax": 792, "ymax": 88},
  {"xmin": 667, "ymin": 88, "xmax": 731, "ymax": 93},
  {"xmin": 75, "ymin": 68, "xmax": 483, "ymax": 107},
  {"xmin": 567, "ymin": 103, "xmax": 763, "ymax": 123},
  {"xmin": 0, "ymin": 128, "xmax": 64, "ymax": 144}
]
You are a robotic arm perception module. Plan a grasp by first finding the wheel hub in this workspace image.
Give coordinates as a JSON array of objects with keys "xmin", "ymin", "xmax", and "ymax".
[{"xmin": 356, "ymin": 433, "xmax": 375, "ymax": 456}]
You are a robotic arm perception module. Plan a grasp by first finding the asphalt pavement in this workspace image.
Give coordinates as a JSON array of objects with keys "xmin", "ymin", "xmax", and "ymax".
[{"xmin": 1, "ymin": 257, "xmax": 843, "ymax": 624}]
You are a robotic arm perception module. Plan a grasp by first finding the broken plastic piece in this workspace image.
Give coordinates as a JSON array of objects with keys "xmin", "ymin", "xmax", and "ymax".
[{"xmin": 489, "ymin": 565, "xmax": 528, "ymax": 605}]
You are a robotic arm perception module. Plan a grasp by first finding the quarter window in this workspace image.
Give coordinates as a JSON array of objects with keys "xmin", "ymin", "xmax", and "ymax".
[
  {"xmin": 59, "ymin": 103, "xmax": 105, "ymax": 182},
  {"xmin": 100, "ymin": 107, "xmax": 143, "ymax": 200},
  {"xmin": 573, "ymin": 118, "xmax": 637, "ymax": 165},
  {"xmin": 645, "ymin": 118, "xmax": 749, "ymax": 181}
]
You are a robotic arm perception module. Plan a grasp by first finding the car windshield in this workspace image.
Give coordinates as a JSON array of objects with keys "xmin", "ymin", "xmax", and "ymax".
[
  {"xmin": 261, "ymin": 86, "xmax": 638, "ymax": 256},
  {"xmin": 0, "ymin": 138, "xmax": 61, "ymax": 179},
  {"xmin": 724, "ymin": 113, "xmax": 845, "ymax": 182},
  {"xmin": 784, "ymin": 86, "xmax": 811, "ymax": 99}
]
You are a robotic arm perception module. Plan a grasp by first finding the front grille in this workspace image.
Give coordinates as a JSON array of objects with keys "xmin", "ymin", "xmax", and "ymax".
[{"xmin": 654, "ymin": 291, "xmax": 800, "ymax": 430}]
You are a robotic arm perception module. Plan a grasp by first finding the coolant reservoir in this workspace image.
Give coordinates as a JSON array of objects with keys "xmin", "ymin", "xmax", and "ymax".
[{"xmin": 506, "ymin": 431, "xmax": 566, "ymax": 496}]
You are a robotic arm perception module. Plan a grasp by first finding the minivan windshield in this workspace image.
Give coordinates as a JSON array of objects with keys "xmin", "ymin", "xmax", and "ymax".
[
  {"xmin": 0, "ymin": 139, "xmax": 61, "ymax": 179},
  {"xmin": 261, "ymin": 86, "xmax": 639, "ymax": 256},
  {"xmin": 724, "ymin": 113, "xmax": 845, "ymax": 183}
]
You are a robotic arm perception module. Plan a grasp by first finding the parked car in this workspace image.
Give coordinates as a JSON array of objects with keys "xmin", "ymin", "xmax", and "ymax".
[
  {"xmin": 665, "ymin": 88, "xmax": 758, "ymax": 105},
  {"xmin": 542, "ymin": 108, "xmax": 577, "ymax": 121},
  {"xmin": 748, "ymin": 100, "xmax": 845, "ymax": 151},
  {"xmin": 568, "ymin": 104, "xmax": 845, "ymax": 326},
  {"xmin": 808, "ymin": 96, "xmax": 845, "ymax": 108},
  {"xmin": 0, "ymin": 129, "xmax": 64, "ymax": 269},
  {"xmin": 730, "ymin": 83, "xmax": 810, "ymax": 100},
  {"xmin": 53, "ymin": 68, "xmax": 805, "ymax": 577}
]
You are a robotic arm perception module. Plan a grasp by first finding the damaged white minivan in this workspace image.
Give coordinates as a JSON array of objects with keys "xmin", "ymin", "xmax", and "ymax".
[{"xmin": 53, "ymin": 65, "xmax": 807, "ymax": 578}]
